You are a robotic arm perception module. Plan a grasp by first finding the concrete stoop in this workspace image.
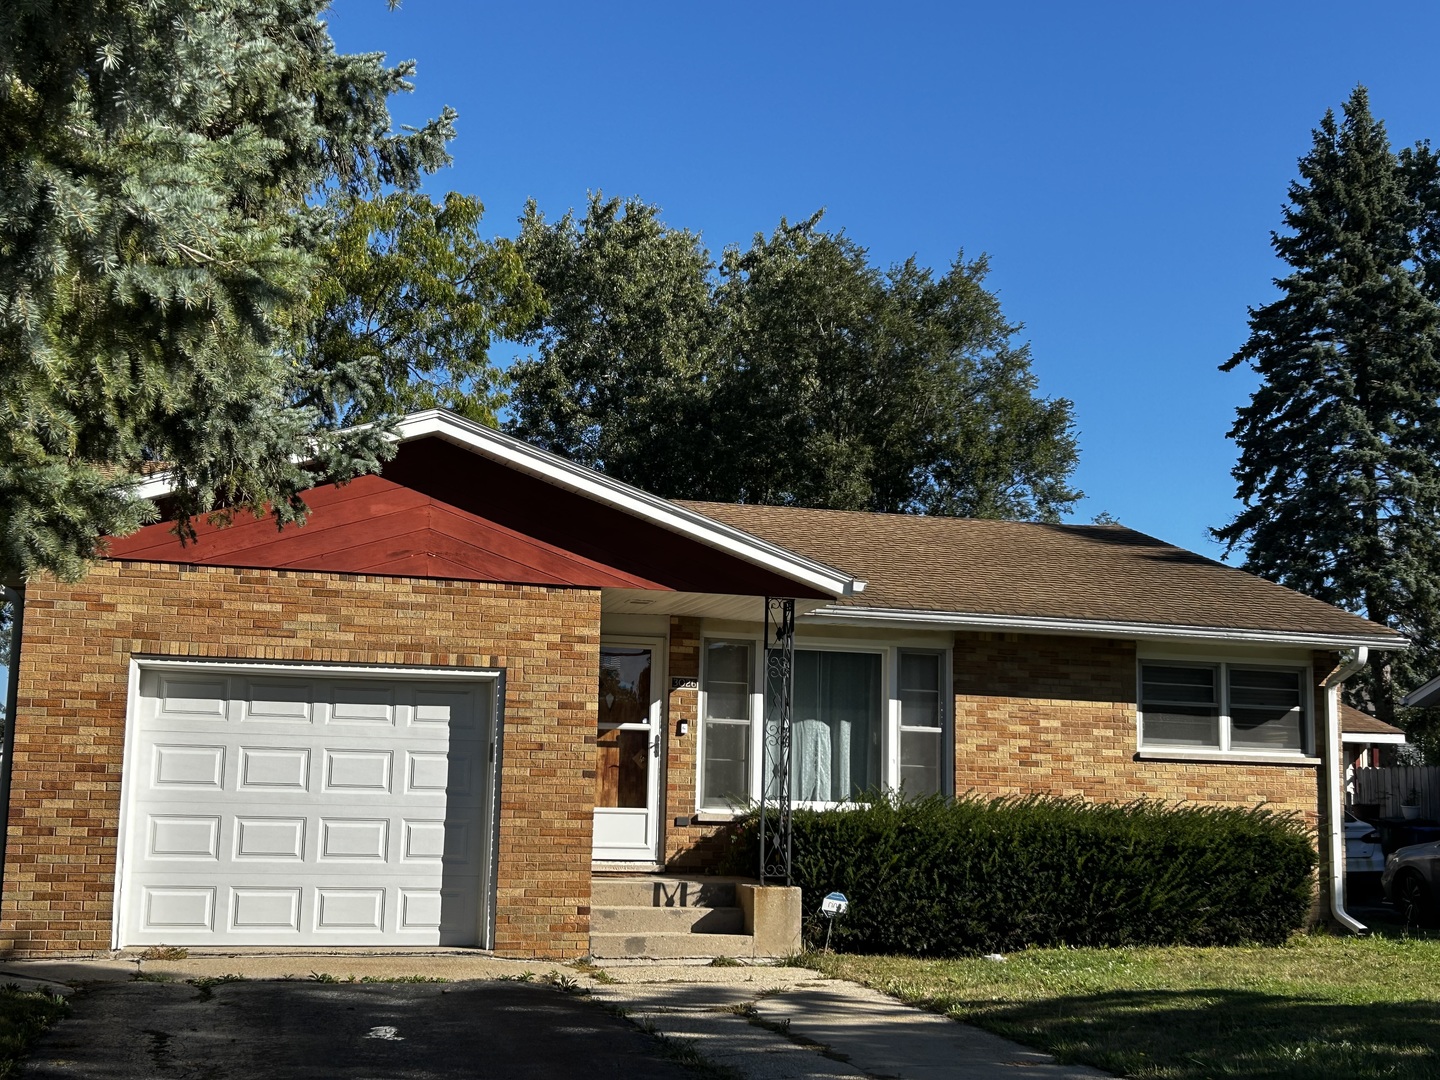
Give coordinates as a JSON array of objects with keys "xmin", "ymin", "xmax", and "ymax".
[{"xmin": 589, "ymin": 875, "xmax": 800, "ymax": 961}]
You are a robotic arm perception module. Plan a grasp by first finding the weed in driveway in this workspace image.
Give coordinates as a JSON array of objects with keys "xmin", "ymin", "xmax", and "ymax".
[
  {"xmin": 0, "ymin": 985, "xmax": 68, "ymax": 1077},
  {"xmin": 569, "ymin": 960, "xmax": 617, "ymax": 984},
  {"xmin": 137, "ymin": 946, "xmax": 188, "ymax": 962},
  {"xmin": 542, "ymin": 973, "xmax": 589, "ymax": 996},
  {"xmin": 130, "ymin": 971, "xmax": 172, "ymax": 983},
  {"xmin": 358, "ymin": 975, "xmax": 449, "ymax": 984},
  {"xmin": 188, "ymin": 975, "xmax": 244, "ymax": 1002}
]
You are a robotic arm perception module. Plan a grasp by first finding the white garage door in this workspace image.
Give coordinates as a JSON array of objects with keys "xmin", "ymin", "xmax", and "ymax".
[{"xmin": 117, "ymin": 666, "xmax": 498, "ymax": 948}]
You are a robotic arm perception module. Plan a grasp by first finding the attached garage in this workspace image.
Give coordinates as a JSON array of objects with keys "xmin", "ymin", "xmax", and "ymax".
[{"xmin": 114, "ymin": 662, "xmax": 501, "ymax": 949}]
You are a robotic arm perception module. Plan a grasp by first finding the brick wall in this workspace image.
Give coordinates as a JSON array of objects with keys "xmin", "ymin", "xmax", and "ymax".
[
  {"xmin": 4, "ymin": 561, "xmax": 601, "ymax": 958},
  {"xmin": 952, "ymin": 632, "xmax": 1326, "ymax": 826},
  {"xmin": 662, "ymin": 617, "xmax": 736, "ymax": 870}
]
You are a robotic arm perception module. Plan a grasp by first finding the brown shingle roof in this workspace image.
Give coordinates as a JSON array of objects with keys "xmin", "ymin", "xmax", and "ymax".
[
  {"xmin": 1340, "ymin": 704, "xmax": 1407, "ymax": 738},
  {"xmin": 679, "ymin": 502, "xmax": 1402, "ymax": 644}
]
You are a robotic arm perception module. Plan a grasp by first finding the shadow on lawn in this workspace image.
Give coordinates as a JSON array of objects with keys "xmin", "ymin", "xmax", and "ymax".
[{"xmin": 959, "ymin": 987, "xmax": 1440, "ymax": 1080}]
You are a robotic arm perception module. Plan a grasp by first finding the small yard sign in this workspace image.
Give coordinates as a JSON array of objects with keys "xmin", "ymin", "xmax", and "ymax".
[{"xmin": 821, "ymin": 892, "xmax": 849, "ymax": 917}]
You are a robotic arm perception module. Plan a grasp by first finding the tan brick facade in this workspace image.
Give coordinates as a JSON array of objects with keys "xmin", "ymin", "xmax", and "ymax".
[
  {"xmin": 664, "ymin": 627, "xmax": 1330, "ymax": 879},
  {"xmin": 3, "ymin": 561, "xmax": 601, "ymax": 958},
  {"xmin": 950, "ymin": 632, "xmax": 1325, "ymax": 826}
]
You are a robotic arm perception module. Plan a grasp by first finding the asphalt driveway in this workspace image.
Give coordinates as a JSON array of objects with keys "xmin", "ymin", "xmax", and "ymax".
[{"xmin": 24, "ymin": 978, "xmax": 697, "ymax": 1079}]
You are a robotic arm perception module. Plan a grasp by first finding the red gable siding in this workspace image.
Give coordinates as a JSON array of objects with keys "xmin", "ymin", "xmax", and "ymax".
[{"xmin": 104, "ymin": 437, "xmax": 829, "ymax": 599}]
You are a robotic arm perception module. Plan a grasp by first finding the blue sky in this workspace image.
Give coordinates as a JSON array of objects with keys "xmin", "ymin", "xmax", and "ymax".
[{"xmin": 327, "ymin": 0, "xmax": 1440, "ymax": 555}]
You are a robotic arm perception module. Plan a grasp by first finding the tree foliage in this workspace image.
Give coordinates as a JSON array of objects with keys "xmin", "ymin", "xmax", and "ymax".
[
  {"xmin": 508, "ymin": 195, "xmax": 1080, "ymax": 520},
  {"xmin": 0, "ymin": 0, "xmax": 457, "ymax": 581},
  {"xmin": 306, "ymin": 191, "xmax": 543, "ymax": 428},
  {"xmin": 1215, "ymin": 86, "xmax": 1440, "ymax": 748}
]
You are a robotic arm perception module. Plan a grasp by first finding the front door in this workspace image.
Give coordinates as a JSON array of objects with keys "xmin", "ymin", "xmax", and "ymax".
[{"xmin": 593, "ymin": 641, "xmax": 664, "ymax": 862}]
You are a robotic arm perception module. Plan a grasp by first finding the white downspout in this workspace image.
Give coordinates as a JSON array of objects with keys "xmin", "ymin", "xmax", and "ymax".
[{"xmin": 1321, "ymin": 646, "xmax": 1368, "ymax": 934}]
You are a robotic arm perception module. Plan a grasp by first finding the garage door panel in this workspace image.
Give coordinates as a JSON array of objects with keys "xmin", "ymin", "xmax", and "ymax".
[
  {"xmin": 156, "ymin": 676, "xmax": 230, "ymax": 721},
  {"xmin": 121, "ymin": 670, "xmax": 495, "ymax": 948},
  {"xmin": 152, "ymin": 744, "xmax": 226, "ymax": 788},
  {"xmin": 147, "ymin": 816, "xmax": 221, "ymax": 860},
  {"xmin": 238, "ymin": 746, "xmax": 312, "ymax": 790},
  {"xmin": 241, "ymin": 679, "xmax": 314, "ymax": 722},
  {"xmin": 234, "ymin": 817, "xmax": 307, "ymax": 860}
]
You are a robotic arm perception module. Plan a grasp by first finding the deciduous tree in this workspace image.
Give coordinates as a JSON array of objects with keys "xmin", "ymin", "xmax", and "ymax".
[{"xmin": 507, "ymin": 197, "xmax": 1080, "ymax": 520}]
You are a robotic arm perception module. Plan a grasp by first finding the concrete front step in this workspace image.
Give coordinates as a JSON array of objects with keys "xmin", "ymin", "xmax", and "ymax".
[
  {"xmin": 590, "ymin": 876, "xmax": 746, "ymax": 909},
  {"xmin": 589, "ymin": 931, "xmax": 757, "ymax": 960},
  {"xmin": 590, "ymin": 904, "xmax": 746, "ymax": 935}
]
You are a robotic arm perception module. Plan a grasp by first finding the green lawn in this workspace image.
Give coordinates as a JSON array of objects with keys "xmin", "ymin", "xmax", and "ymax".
[
  {"xmin": 805, "ymin": 931, "xmax": 1440, "ymax": 1080},
  {"xmin": 0, "ymin": 984, "xmax": 68, "ymax": 1077}
]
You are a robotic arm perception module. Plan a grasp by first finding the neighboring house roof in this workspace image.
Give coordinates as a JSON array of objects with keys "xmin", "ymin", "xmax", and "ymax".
[
  {"xmin": 1340, "ymin": 703, "xmax": 1408, "ymax": 744},
  {"xmin": 1402, "ymin": 672, "xmax": 1440, "ymax": 710},
  {"xmin": 680, "ymin": 502, "xmax": 1403, "ymax": 649}
]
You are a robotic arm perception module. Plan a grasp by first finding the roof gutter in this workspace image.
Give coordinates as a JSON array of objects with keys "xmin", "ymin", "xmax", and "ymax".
[
  {"xmin": 1321, "ymin": 646, "xmax": 1369, "ymax": 935},
  {"xmin": 805, "ymin": 605, "xmax": 1403, "ymax": 651}
]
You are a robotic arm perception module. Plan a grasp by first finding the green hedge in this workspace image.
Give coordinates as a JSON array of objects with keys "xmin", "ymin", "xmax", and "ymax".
[{"xmin": 723, "ymin": 794, "xmax": 1317, "ymax": 954}]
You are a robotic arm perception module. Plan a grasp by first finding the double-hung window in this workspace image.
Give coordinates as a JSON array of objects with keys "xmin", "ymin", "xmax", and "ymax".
[
  {"xmin": 1139, "ymin": 662, "xmax": 1308, "ymax": 755},
  {"xmin": 700, "ymin": 640, "xmax": 949, "ymax": 809},
  {"xmin": 898, "ymin": 651, "xmax": 945, "ymax": 796},
  {"xmin": 699, "ymin": 640, "xmax": 753, "ymax": 810}
]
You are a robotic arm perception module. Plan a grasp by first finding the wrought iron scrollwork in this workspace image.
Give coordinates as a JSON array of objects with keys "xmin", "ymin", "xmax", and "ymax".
[{"xmin": 760, "ymin": 596, "xmax": 795, "ymax": 885}]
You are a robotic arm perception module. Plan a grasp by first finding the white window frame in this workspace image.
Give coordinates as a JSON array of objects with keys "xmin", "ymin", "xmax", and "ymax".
[
  {"xmin": 696, "ymin": 635, "xmax": 952, "ymax": 814},
  {"xmin": 1136, "ymin": 657, "xmax": 1316, "ymax": 761}
]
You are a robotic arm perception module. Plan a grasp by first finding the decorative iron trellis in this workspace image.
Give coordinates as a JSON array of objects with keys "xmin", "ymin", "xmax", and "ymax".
[{"xmin": 760, "ymin": 596, "xmax": 795, "ymax": 885}]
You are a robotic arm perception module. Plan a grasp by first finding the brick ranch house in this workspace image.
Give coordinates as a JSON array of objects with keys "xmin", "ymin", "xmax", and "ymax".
[{"xmin": 0, "ymin": 410, "xmax": 1404, "ymax": 957}]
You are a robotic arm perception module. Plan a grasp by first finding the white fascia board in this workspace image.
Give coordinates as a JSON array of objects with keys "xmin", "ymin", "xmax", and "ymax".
[
  {"xmin": 1340, "ymin": 731, "xmax": 1408, "ymax": 745},
  {"xmin": 126, "ymin": 410, "xmax": 863, "ymax": 600},
  {"xmin": 803, "ymin": 604, "xmax": 1406, "ymax": 651},
  {"xmin": 393, "ymin": 412, "xmax": 863, "ymax": 598}
]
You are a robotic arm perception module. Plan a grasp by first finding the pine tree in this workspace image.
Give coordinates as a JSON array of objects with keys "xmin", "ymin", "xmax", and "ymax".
[
  {"xmin": 0, "ymin": 1, "xmax": 456, "ymax": 581},
  {"xmin": 1216, "ymin": 86, "xmax": 1440, "ymax": 742}
]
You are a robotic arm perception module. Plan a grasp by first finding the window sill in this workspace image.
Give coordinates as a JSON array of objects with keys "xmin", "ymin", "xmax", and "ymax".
[
  {"xmin": 692, "ymin": 810, "xmax": 745, "ymax": 824},
  {"xmin": 1136, "ymin": 749, "xmax": 1321, "ymax": 766}
]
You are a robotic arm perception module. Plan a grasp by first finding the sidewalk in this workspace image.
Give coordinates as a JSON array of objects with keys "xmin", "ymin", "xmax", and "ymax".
[{"xmin": 0, "ymin": 954, "xmax": 1113, "ymax": 1079}]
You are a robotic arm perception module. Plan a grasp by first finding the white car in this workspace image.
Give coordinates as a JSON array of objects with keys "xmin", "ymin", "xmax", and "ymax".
[
  {"xmin": 1345, "ymin": 810, "xmax": 1385, "ymax": 874},
  {"xmin": 1382, "ymin": 840, "xmax": 1440, "ymax": 926}
]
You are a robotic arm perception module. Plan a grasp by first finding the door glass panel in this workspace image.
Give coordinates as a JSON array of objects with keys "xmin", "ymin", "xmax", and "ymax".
[
  {"xmin": 596, "ymin": 727, "xmax": 650, "ymax": 808},
  {"xmin": 597, "ymin": 647, "xmax": 653, "ymax": 810},
  {"xmin": 599, "ymin": 648, "xmax": 652, "ymax": 727}
]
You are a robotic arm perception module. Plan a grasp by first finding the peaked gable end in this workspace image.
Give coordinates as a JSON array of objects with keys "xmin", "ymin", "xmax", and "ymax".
[{"xmin": 105, "ymin": 437, "xmax": 831, "ymax": 598}]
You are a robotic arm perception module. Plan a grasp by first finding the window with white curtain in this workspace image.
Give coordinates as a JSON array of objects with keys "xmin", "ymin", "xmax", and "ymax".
[
  {"xmin": 791, "ymin": 650, "xmax": 883, "ymax": 802},
  {"xmin": 700, "ymin": 639, "xmax": 949, "ymax": 809}
]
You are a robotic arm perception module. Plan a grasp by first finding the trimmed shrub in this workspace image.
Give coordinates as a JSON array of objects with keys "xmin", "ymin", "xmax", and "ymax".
[{"xmin": 723, "ymin": 793, "xmax": 1316, "ymax": 955}]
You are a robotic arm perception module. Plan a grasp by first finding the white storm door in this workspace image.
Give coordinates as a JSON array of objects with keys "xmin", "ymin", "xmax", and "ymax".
[
  {"xmin": 117, "ymin": 665, "xmax": 496, "ymax": 948},
  {"xmin": 593, "ymin": 642, "xmax": 664, "ymax": 862}
]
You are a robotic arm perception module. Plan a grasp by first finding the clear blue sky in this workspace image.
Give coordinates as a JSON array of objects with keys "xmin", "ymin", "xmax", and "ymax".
[{"xmin": 327, "ymin": 0, "xmax": 1440, "ymax": 555}]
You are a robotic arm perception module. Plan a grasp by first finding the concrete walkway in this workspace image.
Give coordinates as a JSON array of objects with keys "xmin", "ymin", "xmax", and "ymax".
[{"xmin": 0, "ymin": 954, "xmax": 1113, "ymax": 1080}]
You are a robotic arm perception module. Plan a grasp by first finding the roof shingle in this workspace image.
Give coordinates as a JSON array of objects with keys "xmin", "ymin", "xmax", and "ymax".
[{"xmin": 679, "ymin": 502, "xmax": 1401, "ymax": 644}]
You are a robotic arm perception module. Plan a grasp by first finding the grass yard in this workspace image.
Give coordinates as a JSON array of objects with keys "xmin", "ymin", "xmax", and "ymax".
[
  {"xmin": 805, "ymin": 931, "xmax": 1440, "ymax": 1080},
  {"xmin": 0, "ymin": 984, "xmax": 68, "ymax": 1077}
]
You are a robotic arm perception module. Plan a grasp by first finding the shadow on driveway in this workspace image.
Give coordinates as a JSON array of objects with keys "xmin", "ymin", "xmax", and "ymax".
[{"xmin": 26, "ymin": 979, "xmax": 698, "ymax": 1079}]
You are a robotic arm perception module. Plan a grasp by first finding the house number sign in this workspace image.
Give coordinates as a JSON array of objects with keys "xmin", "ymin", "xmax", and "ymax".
[{"xmin": 670, "ymin": 677, "xmax": 699, "ymax": 691}]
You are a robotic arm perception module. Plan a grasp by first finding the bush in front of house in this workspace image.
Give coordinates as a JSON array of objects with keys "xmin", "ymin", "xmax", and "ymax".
[{"xmin": 724, "ymin": 793, "xmax": 1317, "ymax": 955}]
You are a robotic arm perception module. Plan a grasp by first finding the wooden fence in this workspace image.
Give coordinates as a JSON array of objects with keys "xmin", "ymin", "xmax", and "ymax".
[{"xmin": 1351, "ymin": 766, "xmax": 1440, "ymax": 820}]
